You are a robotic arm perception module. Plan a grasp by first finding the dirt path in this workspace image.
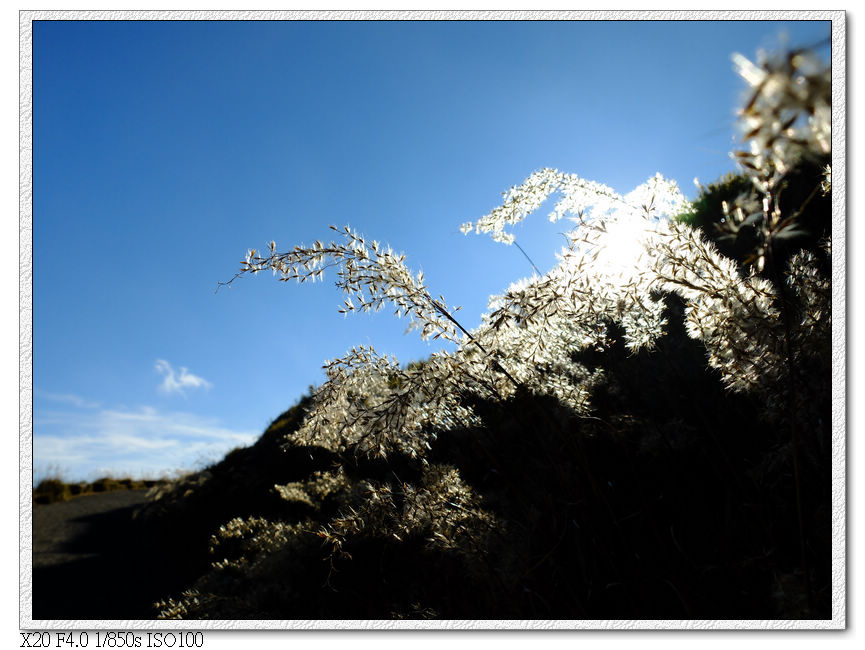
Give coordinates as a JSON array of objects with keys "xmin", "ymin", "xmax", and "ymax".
[{"xmin": 31, "ymin": 490, "xmax": 174, "ymax": 620}]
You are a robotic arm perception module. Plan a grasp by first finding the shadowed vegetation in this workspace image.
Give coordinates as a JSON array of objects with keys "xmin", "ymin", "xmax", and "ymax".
[
  {"xmin": 33, "ymin": 476, "xmax": 170, "ymax": 505},
  {"xmin": 117, "ymin": 44, "xmax": 834, "ymax": 621},
  {"xmin": 136, "ymin": 290, "xmax": 830, "ymax": 619}
]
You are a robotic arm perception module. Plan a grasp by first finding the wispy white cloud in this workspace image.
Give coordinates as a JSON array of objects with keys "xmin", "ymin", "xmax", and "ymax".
[
  {"xmin": 36, "ymin": 390, "xmax": 101, "ymax": 409},
  {"xmin": 155, "ymin": 359, "xmax": 212, "ymax": 396},
  {"xmin": 33, "ymin": 405, "xmax": 258, "ymax": 483}
]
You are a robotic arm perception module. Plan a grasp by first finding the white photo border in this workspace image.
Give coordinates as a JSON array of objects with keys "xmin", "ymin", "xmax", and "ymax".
[{"xmin": 19, "ymin": 8, "xmax": 847, "ymax": 631}]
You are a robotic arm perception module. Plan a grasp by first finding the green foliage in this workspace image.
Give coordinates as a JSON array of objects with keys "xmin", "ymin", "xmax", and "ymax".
[
  {"xmin": 675, "ymin": 172, "xmax": 753, "ymax": 232},
  {"xmin": 675, "ymin": 155, "xmax": 830, "ymax": 272}
]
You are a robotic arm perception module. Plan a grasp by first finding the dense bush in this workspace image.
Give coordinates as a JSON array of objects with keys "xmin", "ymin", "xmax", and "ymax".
[
  {"xmin": 33, "ymin": 478, "xmax": 71, "ymax": 505},
  {"xmin": 143, "ymin": 45, "xmax": 833, "ymax": 620}
]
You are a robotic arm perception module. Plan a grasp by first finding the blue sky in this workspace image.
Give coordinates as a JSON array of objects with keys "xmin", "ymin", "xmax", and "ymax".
[{"xmin": 31, "ymin": 19, "xmax": 832, "ymax": 482}]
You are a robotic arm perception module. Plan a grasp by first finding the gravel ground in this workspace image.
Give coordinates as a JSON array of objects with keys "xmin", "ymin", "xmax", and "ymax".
[
  {"xmin": 33, "ymin": 490, "xmax": 151, "ymax": 568},
  {"xmin": 30, "ymin": 490, "xmax": 173, "ymax": 621}
]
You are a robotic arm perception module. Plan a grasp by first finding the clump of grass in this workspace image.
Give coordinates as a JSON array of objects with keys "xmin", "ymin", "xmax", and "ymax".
[
  {"xmin": 33, "ymin": 478, "xmax": 71, "ymax": 505},
  {"xmin": 91, "ymin": 477, "xmax": 122, "ymax": 493},
  {"xmin": 67, "ymin": 482, "xmax": 87, "ymax": 497}
]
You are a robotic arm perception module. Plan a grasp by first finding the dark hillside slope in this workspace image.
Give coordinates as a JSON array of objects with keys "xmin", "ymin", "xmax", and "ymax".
[{"xmin": 138, "ymin": 293, "xmax": 830, "ymax": 620}]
